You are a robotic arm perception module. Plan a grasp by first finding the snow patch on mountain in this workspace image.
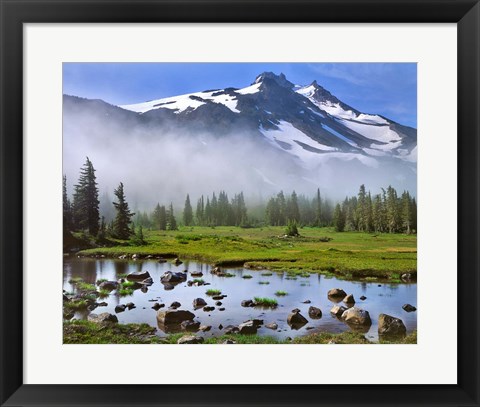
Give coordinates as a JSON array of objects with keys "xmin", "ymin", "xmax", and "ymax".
[
  {"xmin": 339, "ymin": 119, "xmax": 401, "ymax": 145},
  {"xmin": 121, "ymin": 89, "xmax": 241, "ymax": 114},
  {"xmin": 236, "ymin": 82, "xmax": 261, "ymax": 95},
  {"xmin": 321, "ymin": 123, "xmax": 357, "ymax": 147},
  {"xmin": 260, "ymin": 121, "xmax": 338, "ymax": 158}
]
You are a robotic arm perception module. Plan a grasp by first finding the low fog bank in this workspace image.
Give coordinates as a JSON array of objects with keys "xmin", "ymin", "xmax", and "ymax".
[{"xmin": 63, "ymin": 103, "xmax": 416, "ymax": 215}]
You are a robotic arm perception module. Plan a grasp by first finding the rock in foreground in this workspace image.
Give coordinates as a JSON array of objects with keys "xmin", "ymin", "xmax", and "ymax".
[
  {"xmin": 378, "ymin": 314, "xmax": 407, "ymax": 338},
  {"xmin": 341, "ymin": 307, "xmax": 372, "ymax": 326},
  {"xmin": 126, "ymin": 271, "xmax": 151, "ymax": 281},
  {"xmin": 156, "ymin": 309, "xmax": 195, "ymax": 325},
  {"xmin": 177, "ymin": 335, "xmax": 204, "ymax": 344},
  {"xmin": 308, "ymin": 306, "xmax": 322, "ymax": 319},
  {"xmin": 87, "ymin": 312, "xmax": 118, "ymax": 324}
]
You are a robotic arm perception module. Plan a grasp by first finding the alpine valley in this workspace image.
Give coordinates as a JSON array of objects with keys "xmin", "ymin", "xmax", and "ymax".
[{"xmin": 63, "ymin": 72, "xmax": 417, "ymax": 206}]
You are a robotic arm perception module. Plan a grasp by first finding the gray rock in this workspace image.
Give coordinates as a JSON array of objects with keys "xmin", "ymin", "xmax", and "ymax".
[
  {"xmin": 241, "ymin": 299, "xmax": 254, "ymax": 307},
  {"xmin": 302, "ymin": 300, "xmax": 311, "ymax": 304},
  {"xmin": 308, "ymin": 306, "xmax": 322, "ymax": 319},
  {"xmin": 181, "ymin": 320, "xmax": 201, "ymax": 332},
  {"xmin": 190, "ymin": 271, "xmax": 203, "ymax": 277},
  {"xmin": 330, "ymin": 305, "xmax": 347, "ymax": 317},
  {"xmin": 224, "ymin": 325, "xmax": 239, "ymax": 334},
  {"xmin": 173, "ymin": 258, "xmax": 183, "ymax": 266},
  {"xmin": 193, "ymin": 298, "xmax": 207, "ymax": 308},
  {"xmin": 378, "ymin": 314, "xmax": 407, "ymax": 337},
  {"xmin": 88, "ymin": 312, "xmax": 118, "ymax": 324},
  {"xmin": 328, "ymin": 288, "xmax": 347, "ymax": 300},
  {"xmin": 203, "ymin": 306, "xmax": 215, "ymax": 312},
  {"xmin": 161, "ymin": 271, "xmax": 187, "ymax": 283},
  {"xmin": 401, "ymin": 273, "xmax": 412, "ymax": 282},
  {"xmin": 126, "ymin": 271, "xmax": 151, "ymax": 281},
  {"xmin": 177, "ymin": 335, "xmax": 204, "ymax": 344},
  {"xmin": 402, "ymin": 304, "xmax": 417, "ymax": 312},
  {"xmin": 238, "ymin": 321, "xmax": 258, "ymax": 334},
  {"xmin": 287, "ymin": 309, "xmax": 308, "ymax": 329},
  {"xmin": 215, "ymin": 301, "xmax": 222, "ymax": 306},
  {"xmin": 126, "ymin": 302, "xmax": 135, "ymax": 310},
  {"xmin": 343, "ymin": 294, "xmax": 355, "ymax": 305},
  {"xmin": 360, "ymin": 295, "xmax": 367, "ymax": 301},
  {"xmin": 341, "ymin": 307, "xmax": 372, "ymax": 326},
  {"xmin": 156, "ymin": 309, "xmax": 195, "ymax": 325},
  {"xmin": 218, "ymin": 307, "xmax": 225, "ymax": 311},
  {"xmin": 141, "ymin": 277, "xmax": 154, "ymax": 286},
  {"xmin": 114, "ymin": 304, "xmax": 126, "ymax": 313},
  {"xmin": 199, "ymin": 325, "xmax": 212, "ymax": 332},
  {"xmin": 222, "ymin": 340, "xmax": 236, "ymax": 344},
  {"xmin": 265, "ymin": 322, "xmax": 278, "ymax": 330},
  {"xmin": 96, "ymin": 302, "xmax": 108, "ymax": 307},
  {"xmin": 151, "ymin": 303, "xmax": 164, "ymax": 311},
  {"xmin": 246, "ymin": 319, "xmax": 264, "ymax": 327},
  {"xmin": 169, "ymin": 301, "xmax": 181, "ymax": 309}
]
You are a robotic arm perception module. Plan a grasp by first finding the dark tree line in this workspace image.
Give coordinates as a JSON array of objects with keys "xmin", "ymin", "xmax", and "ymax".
[
  {"xmin": 333, "ymin": 185, "xmax": 417, "ymax": 234},
  {"xmin": 64, "ymin": 158, "xmax": 416, "ymax": 237},
  {"xmin": 265, "ymin": 189, "xmax": 335, "ymax": 227}
]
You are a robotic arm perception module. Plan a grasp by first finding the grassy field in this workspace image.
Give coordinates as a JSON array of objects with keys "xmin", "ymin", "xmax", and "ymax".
[
  {"xmin": 63, "ymin": 320, "xmax": 417, "ymax": 344},
  {"xmin": 77, "ymin": 226, "xmax": 416, "ymax": 281}
]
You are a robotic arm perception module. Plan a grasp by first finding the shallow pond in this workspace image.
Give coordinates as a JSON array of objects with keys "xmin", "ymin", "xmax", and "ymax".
[{"xmin": 63, "ymin": 257, "xmax": 417, "ymax": 342}]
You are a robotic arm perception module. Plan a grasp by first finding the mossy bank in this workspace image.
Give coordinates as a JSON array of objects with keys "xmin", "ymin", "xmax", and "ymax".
[{"xmin": 64, "ymin": 320, "xmax": 417, "ymax": 344}]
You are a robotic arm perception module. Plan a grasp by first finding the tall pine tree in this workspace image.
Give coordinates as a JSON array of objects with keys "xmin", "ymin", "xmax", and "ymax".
[
  {"xmin": 72, "ymin": 157, "xmax": 100, "ymax": 235},
  {"xmin": 112, "ymin": 182, "xmax": 135, "ymax": 239},
  {"xmin": 183, "ymin": 194, "xmax": 194, "ymax": 226}
]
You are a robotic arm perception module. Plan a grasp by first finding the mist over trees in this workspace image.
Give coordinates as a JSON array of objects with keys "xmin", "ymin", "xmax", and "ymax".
[{"xmin": 63, "ymin": 158, "xmax": 417, "ymax": 242}]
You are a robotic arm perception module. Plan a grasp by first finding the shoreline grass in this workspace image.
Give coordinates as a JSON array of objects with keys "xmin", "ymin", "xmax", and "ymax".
[
  {"xmin": 206, "ymin": 288, "xmax": 221, "ymax": 296},
  {"xmin": 63, "ymin": 320, "xmax": 417, "ymax": 345}
]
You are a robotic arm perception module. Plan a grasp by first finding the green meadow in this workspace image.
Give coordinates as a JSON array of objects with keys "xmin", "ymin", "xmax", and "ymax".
[{"xmin": 78, "ymin": 226, "xmax": 416, "ymax": 281}]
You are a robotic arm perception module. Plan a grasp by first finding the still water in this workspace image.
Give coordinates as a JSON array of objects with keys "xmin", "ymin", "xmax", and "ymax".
[{"xmin": 63, "ymin": 257, "xmax": 417, "ymax": 342}]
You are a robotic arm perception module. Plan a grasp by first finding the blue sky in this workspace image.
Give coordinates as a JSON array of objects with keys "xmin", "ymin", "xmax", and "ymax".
[{"xmin": 63, "ymin": 63, "xmax": 417, "ymax": 128}]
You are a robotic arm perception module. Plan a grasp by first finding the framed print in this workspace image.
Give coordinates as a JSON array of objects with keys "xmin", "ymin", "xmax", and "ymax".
[{"xmin": 1, "ymin": 0, "xmax": 479, "ymax": 406}]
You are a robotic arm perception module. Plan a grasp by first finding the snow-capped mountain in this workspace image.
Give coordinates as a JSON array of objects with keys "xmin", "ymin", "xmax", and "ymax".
[
  {"xmin": 63, "ymin": 72, "xmax": 416, "ymax": 202},
  {"xmin": 119, "ymin": 71, "xmax": 417, "ymax": 169}
]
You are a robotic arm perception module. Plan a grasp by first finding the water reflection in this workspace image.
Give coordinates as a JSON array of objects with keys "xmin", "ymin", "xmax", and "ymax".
[{"xmin": 63, "ymin": 257, "xmax": 417, "ymax": 342}]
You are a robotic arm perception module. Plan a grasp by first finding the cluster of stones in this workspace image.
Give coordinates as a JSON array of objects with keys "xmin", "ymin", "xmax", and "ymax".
[{"xmin": 327, "ymin": 288, "xmax": 414, "ymax": 338}]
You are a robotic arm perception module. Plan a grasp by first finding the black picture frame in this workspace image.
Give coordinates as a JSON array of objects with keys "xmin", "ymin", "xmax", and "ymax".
[{"xmin": 1, "ymin": 1, "xmax": 479, "ymax": 406}]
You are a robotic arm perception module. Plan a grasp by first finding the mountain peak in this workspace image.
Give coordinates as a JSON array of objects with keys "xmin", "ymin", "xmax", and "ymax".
[{"xmin": 253, "ymin": 72, "xmax": 294, "ymax": 89}]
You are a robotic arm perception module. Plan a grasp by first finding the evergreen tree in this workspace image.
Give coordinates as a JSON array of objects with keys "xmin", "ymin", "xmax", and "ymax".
[
  {"xmin": 196, "ymin": 196, "xmax": 205, "ymax": 226},
  {"xmin": 276, "ymin": 191, "xmax": 287, "ymax": 225},
  {"xmin": 401, "ymin": 191, "xmax": 413, "ymax": 234},
  {"xmin": 333, "ymin": 203, "xmax": 346, "ymax": 232},
  {"xmin": 266, "ymin": 197, "xmax": 279, "ymax": 226},
  {"xmin": 315, "ymin": 188, "xmax": 322, "ymax": 227},
  {"xmin": 72, "ymin": 157, "xmax": 100, "ymax": 235},
  {"xmin": 62, "ymin": 175, "xmax": 73, "ymax": 232},
  {"xmin": 112, "ymin": 182, "xmax": 135, "ymax": 239},
  {"xmin": 285, "ymin": 220, "xmax": 299, "ymax": 237},
  {"xmin": 386, "ymin": 185, "xmax": 400, "ymax": 233},
  {"xmin": 183, "ymin": 194, "xmax": 194, "ymax": 226},
  {"xmin": 97, "ymin": 216, "xmax": 107, "ymax": 241},
  {"xmin": 167, "ymin": 203, "xmax": 178, "ymax": 230},
  {"xmin": 152, "ymin": 204, "xmax": 167, "ymax": 230},
  {"xmin": 131, "ymin": 224, "xmax": 146, "ymax": 245},
  {"xmin": 287, "ymin": 191, "xmax": 300, "ymax": 223},
  {"xmin": 205, "ymin": 198, "xmax": 212, "ymax": 226}
]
